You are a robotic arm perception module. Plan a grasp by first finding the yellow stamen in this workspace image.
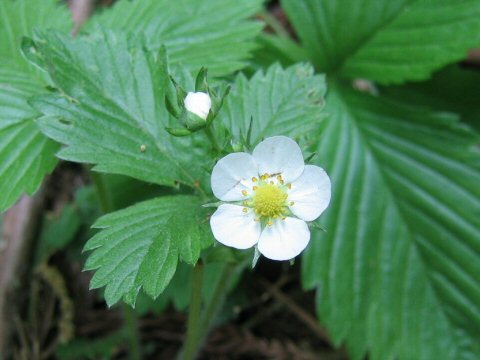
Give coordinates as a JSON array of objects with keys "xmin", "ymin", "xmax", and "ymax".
[{"xmin": 252, "ymin": 183, "xmax": 288, "ymax": 219}]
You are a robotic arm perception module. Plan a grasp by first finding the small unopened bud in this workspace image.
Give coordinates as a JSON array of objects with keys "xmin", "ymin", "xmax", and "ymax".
[{"xmin": 184, "ymin": 92, "xmax": 211, "ymax": 120}]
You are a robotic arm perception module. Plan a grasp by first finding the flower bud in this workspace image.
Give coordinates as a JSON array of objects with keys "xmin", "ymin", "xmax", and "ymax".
[
  {"xmin": 164, "ymin": 68, "xmax": 229, "ymax": 137},
  {"xmin": 184, "ymin": 92, "xmax": 211, "ymax": 120}
]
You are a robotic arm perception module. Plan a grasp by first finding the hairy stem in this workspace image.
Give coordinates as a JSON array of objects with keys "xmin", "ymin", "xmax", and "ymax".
[
  {"xmin": 197, "ymin": 264, "xmax": 235, "ymax": 343},
  {"xmin": 179, "ymin": 263, "xmax": 237, "ymax": 360},
  {"xmin": 123, "ymin": 305, "xmax": 142, "ymax": 360},
  {"xmin": 179, "ymin": 262, "xmax": 204, "ymax": 360}
]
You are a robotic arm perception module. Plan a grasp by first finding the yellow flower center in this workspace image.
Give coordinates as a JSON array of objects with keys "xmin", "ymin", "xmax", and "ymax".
[{"xmin": 253, "ymin": 183, "xmax": 288, "ymax": 218}]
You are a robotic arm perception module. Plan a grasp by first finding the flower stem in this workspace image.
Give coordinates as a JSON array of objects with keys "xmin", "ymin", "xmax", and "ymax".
[
  {"xmin": 179, "ymin": 263, "xmax": 236, "ymax": 360},
  {"xmin": 179, "ymin": 262, "xmax": 204, "ymax": 360},
  {"xmin": 89, "ymin": 170, "xmax": 141, "ymax": 360},
  {"xmin": 204, "ymin": 126, "xmax": 221, "ymax": 153},
  {"xmin": 197, "ymin": 264, "xmax": 235, "ymax": 343},
  {"xmin": 122, "ymin": 305, "xmax": 142, "ymax": 360}
]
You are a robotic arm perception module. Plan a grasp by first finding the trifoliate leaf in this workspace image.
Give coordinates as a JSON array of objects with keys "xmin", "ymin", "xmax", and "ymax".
[
  {"xmin": 88, "ymin": 0, "xmax": 264, "ymax": 77},
  {"xmin": 0, "ymin": 0, "xmax": 71, "ymax": 211},
  {"xmin": 218, "ymin": 63, "xmax": 326, "ymax": 146},
  {"xmin": 303, "ymin": 83, "xmax": 480, "ymax": 360},
  {"xmin": 282, "ymin": 0, "xmax": 480, "ymax": 84},
  {"xmin": 84, "ymin": 195, "xmax": 212, "ymax": 307},
  {"xmin": 29, "ymin": 30, "xmax": 212, "ymax": 193}
]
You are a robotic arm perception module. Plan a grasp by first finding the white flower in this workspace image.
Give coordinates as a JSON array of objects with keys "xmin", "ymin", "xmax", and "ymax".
[
  {"xmin": 184, "ymin": 91, "xmax": 212, "ymax": 120},
  {"xmin": 210, "ymin": 136, "xmax": 331, "ymax": 261}
]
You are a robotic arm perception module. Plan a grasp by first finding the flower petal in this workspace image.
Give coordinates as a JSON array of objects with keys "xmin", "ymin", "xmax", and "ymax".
[
  {"xmin": 210, "ymin": 204, "xmax": 261, "ymax": 249},
  {"xmin": 252, "ymin": 136, "xmax": 304, "ymax": 183},
  {"xmin": 288, "ymin": 165, "xmax": 331, "ymax": 221},
  {"xmin": 257, "ymin": 217, "xmax": 310, "ymax": 261},
  {"xmin": 184, "ymin": 92, "xmax": 211, "ymax": 120},
  {"xmin": 211, "ymin": 152, "xmax": 258, "ymax": 201}
]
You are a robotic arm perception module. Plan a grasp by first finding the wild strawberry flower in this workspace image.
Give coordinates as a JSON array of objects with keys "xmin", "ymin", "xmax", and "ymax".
[
  {"xmin": 184, "ymin": 91, "xmax": 212, "ymax": 120},
  {"xmin": 210, "ymin": 136, "xmax": 331, "ymax": 261}
]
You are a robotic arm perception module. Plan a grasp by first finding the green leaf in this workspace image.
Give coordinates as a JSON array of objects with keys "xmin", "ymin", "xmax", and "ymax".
[
  {"xmin": 0, "ymin": 0, "xmax": 71, "ymax": 211},
  {"xmin": 248, "ymin": 33, "xmax": 309, "ymax": 73},
  {"xmin": 381, "ymin": 65, "xmax": 480, "ymax": 132},
  {"xmin": 303, "ymin": 83, "xmax": 480, "ymax": 360},
  {"xmin": 84, "ymin": 195, "xmax": 212, "ymax": 307},
  {"xmin": 56, "ymin": 330, "xmax": 126, "ymax": 360},
  {"xmin": 35, "ymin": 205, "xmax": 82, "ymax": 265},
  {"xmin": 30, "ymin": 30, "xmax": 211, "ymax": 192},
  {"xmin": 0, "ymin": 65, "xmax": 59, "ymax": 211},
  {"xmin": 0, "ymin": 0, "xmax": 70, "ymax": 67},
  {"xmin": 135, "ymin": 261, "xmax": 240, "ymax": 315},
  {"xmin": 88, "ymin": 0, "xmax": 264, "ymax": 77},
  {"xmin": 282, "ymin": 0, "xmax": 480, "ymax": 84},
  {"xmin": 218, "ymin": 63, "xmax": 326, "ymax": 146}
]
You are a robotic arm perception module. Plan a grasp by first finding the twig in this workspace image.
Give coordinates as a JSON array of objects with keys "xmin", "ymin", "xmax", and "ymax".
[
  {"xmin": 257, "ymin": 278, "xmax": 332, "ymax": 345},
  {"xmin": 69, "ymin": 0, "xmax": 94, "ymax": 36}
]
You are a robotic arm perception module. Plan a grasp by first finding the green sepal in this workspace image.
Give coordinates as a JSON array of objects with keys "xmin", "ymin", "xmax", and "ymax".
[
  {"xmin": 195, "ymin": 67, "xmax": 208, "ymax": 92},
  {"xmin": 165, "ymin": 94, "xmax": 180, "ymax": 118},
  {"xmin": 206, "ymin": 84, "xmax": 231, "ymax": 126},
  {"xmin": 165, "ymin": 127, "xmax": 193, "ymax": 137},
  {"xmin": 217, "ymin": 84, "xmax": 231, "ymax": 111},
  {"xmin": 304, "ymin": 151, "xmax": 317, "ymax": 163},
  {"xmin": 184, "ymin": 111, "xmax": 207, "ymax": 131},
  {"xmin": 251, "ymin": 246, "xmax": 261, "ymax": 268},
  {"xmin": 168, "ymin": 76, "xmax": 187, "ymax": 109},
  {"xmin": 205, "ymin": 110, "xmax": 215, "ymax": 126}
]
